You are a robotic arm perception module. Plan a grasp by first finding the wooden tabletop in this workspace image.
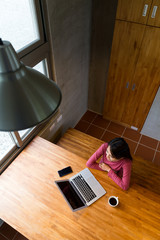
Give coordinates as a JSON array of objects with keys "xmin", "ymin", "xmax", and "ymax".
[{"xmin": 0, "ymin": 134, "xmax": 160, "ymax": 240}]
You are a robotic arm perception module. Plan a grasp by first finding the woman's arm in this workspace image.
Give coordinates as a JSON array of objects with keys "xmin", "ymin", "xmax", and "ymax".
[
  {"xmin": 86, "ymin": 143, "xmax": 108, "ymax": 170},
  {"xmin": 108, "ymin": 161, "xmax": 132, "ymax": 191}
]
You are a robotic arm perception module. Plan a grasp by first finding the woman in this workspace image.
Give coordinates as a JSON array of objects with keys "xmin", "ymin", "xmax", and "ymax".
[{"xmin": 86, "ymin": 138, "xmax": 132, "ymax": 191}]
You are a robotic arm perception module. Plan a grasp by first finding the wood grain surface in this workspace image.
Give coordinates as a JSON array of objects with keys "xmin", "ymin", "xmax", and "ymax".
[
  {"xmin": 123, "ymin": 25, "xmax": 160, "ymax": 129},
  {"xmin": 147, "ymin": 0, "xmax": 160, "ymax": 27},
  {"xmin": 0, "ymin": 132, "xmax": 160, "ymax": 240},
  {"xmin": 103, "ymin": 20, "xmax": 146, "ymax": 128},
  {"xmin": 116, "ymin": 0, "xmax": 152, "ymax": 24}
]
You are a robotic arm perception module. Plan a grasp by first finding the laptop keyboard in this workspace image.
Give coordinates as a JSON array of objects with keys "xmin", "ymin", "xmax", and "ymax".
[{"xmin": 72, "ymin": 174, "xmax": 97, "ymax": 202}]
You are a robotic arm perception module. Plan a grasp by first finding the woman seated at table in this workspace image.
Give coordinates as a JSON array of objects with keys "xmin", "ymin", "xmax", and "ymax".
[{"xmin": 86, "ymin": 138, "xmax": 132, "ymax": 191}]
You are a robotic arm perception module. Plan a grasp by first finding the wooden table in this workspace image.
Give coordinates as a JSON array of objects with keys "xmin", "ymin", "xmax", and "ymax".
[{"xmin": 0, "ymin": 133, "xmax": 160, "ymax": 240}]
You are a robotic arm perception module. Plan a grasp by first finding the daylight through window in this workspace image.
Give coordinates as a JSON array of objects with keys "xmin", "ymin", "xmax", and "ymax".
[{"xmin": 0, "ymin": 0, "xmax": 53, "ymax": 173}]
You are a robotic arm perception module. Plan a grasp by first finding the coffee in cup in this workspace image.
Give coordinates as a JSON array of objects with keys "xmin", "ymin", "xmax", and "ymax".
[{"xmin": 108, "ymin": 196, "xmax": 119, "ymax": 207}]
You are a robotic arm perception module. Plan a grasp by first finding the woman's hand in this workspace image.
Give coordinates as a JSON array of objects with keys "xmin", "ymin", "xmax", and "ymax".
[{"xmin": 99, "ymin": 163, "xmax": 111, "ymax": 172}]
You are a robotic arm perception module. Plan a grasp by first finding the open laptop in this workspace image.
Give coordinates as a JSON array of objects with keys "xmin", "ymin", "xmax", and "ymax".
[{"xmin": 55, "ymin": 168, "xmax": 106, "ymax": 211}]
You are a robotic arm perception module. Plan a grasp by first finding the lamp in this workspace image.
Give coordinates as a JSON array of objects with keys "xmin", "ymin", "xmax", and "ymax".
[{"xmin": 0, "ymin": 39, "xmax": 62, "ymax": 131}]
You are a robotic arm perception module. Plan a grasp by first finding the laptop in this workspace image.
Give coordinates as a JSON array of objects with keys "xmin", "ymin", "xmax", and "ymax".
[{"xmin": 55, "ymin": 168, "xmax": 106, "ymax": 211}]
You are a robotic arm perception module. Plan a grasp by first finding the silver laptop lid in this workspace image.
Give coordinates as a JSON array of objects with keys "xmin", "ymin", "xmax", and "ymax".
[{"xmin": 70, "ymin": 168, "xmax": 106, "ymax": 206}]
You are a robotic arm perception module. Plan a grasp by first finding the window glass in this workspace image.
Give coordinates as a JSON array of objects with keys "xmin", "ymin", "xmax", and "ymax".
[
  {"xmin": 0, "ymin": 0, "xmax": 40, "ymax": 51},
  {"xmin": 0, "ymin": 59, "xmax": 49, "ymax": 165},
  {"xmin": 0, "ymin": 0, "xmax": 50, "ymax": 172},
  {"xmin": 0, "ymin": 132, "xmax": 16, "ymax": 162},
  {"xmin": 18, "ymin": 128, "xmax": 34, "ymax": 140},
  {"xmin": 34, "ymin": 60, "xmax": 48, "ymax": 75}
]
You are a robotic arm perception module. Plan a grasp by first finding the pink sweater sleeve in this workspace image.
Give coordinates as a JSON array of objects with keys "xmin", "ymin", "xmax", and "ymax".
[
  {"xmin": 86, "ymin": 143, "xmax": 107, "ymax": 171},
  {"xmin": 86, "ymin": 143, "xmax": 132, "ymax": 191},
  {"xmin": 108, "ymin": 161, "xmax": 132, "ymax": 191}
]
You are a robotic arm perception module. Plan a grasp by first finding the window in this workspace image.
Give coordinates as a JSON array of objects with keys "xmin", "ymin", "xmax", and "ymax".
[
  {"xmin": 0, "ymin": 133, "xmax": 16, "ymax": 164},
  {"xmin": 0, "ymin": 0, "xmax": 53, "ymax": 173},
  {"xmin": 0, "ymin": 0, "xmax": 44, "ymax": 55}
]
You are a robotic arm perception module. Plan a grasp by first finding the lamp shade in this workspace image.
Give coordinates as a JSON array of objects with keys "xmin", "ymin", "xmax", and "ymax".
[{"xmin": 0, "ymin": 40, "xmax": 62, "ymax": 131}]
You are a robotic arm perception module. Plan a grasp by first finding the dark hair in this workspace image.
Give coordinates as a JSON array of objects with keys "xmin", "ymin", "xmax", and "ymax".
[{"xmin": 108, "ymin": 138, "xmax": 132, "ymax": 160}]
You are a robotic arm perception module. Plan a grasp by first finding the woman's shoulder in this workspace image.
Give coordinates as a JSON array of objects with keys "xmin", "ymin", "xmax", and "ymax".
[
  {"xmin": 95, "ymin": 142, "xmax": 108, "ymax": 155},
  {"xmin": 121, "ymin": 158, "xmax": 132, "ymax": 166},
  {"xmin": 102, "ymin": 142, "xmax": 108, "ymax": 148},
  {"xmin": 96, "ymin": 142, "xmax": 108, "ymax": 153}
]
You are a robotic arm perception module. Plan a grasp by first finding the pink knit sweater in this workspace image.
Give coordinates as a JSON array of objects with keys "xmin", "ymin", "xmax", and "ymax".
[{"xmin": 86, "ymin": 143, "xmax": 132, "ymax": 190}]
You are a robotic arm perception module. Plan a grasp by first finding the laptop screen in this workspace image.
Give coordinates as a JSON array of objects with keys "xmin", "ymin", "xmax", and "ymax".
[{"xmin": 55, "ymin": 180, "xmax": 85, "ymax": 210}]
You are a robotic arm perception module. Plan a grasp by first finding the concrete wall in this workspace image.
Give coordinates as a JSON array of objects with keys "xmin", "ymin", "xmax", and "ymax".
[
  {"xmin": 88, "ymin": 0, "xmax": 117, "ymax": 114},
  {"xmin": 46, "ymin": 0, "xmax": 92, "ymax": 134}
]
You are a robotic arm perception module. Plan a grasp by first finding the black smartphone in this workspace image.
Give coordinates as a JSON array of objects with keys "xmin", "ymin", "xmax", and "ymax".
[{"xmin": 58, "ymin": 166, "xmax": 73, "ymax": 177}]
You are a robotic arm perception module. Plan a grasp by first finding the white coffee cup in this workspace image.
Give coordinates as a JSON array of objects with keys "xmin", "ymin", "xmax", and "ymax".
[{"xmin": 108, "ymin": 196, "xmax": 119, "ymax": 207}]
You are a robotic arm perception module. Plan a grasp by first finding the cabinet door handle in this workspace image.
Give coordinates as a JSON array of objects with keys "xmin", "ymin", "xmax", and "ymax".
[
  {"xmin": 126, "ymin": 82, "xmax": 129, "ymax": 89},
  {"xmin": 132, "ymin": 83, "xmax": 136, "ymax": 91},
  {"xmin": 151, "ymin": 6, "xmax": 158, "ymax": 18},
  {"xmin": 142, "ymin": 4, "xmax": 148, "ymax": 16}
]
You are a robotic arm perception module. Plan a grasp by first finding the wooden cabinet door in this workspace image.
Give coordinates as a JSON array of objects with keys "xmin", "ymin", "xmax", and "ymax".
[
  {"xmin": 103, "ymin": 21, "xmax": 145, "ymax": 124},
  {"xmin": 147, "ymin": 0, "xmax": 160, "ymax": 27},
  {"xmin": 122, "ymin": 26, "xmax": 160, "ymax": 130},
  {"xmin": 116, "ymin": 0, "xmax": 152, "ymax": 24}
]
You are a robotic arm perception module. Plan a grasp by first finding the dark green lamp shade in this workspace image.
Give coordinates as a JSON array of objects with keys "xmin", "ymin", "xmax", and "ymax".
[{"xmin": 0, "ymin": 41, "xmax": 62, "ymax": 131}]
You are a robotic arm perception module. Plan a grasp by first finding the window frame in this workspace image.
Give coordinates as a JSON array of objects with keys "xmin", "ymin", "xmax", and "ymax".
[
  {"xmin": 17, "ymin": 0, "xmax": 45, "ymax": 58},
  {"xmin": 0, "ymin": 0, "xmax": 55, "ymax": 174}
]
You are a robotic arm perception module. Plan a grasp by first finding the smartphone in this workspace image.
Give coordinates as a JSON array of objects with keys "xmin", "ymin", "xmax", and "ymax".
[{"xmin": 58, "ymin": 166, "xmax": 73, "ymax": 177}]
